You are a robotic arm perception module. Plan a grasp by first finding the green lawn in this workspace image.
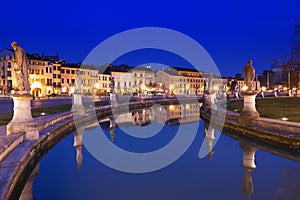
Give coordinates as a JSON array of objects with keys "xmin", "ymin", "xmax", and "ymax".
[
  {"xmin": 0, "ymin": 101, "xmax": 109, "ymax": 125},
  {"xmin": 224, "ymin": 97, "xmax": 300, "ymax": 123}
]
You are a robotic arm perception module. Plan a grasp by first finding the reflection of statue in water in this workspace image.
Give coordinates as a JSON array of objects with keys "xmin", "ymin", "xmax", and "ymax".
[
  {"xmin": 75, "ymin": 70, "xmax": 82, "ymax": 93},
  {"xmin": 243, "ymin": 60, "xmax": 255, "ymax": 91},
  {"xmin": 11, "ymin": 42, "xmax": 30, "ymax": 92}
]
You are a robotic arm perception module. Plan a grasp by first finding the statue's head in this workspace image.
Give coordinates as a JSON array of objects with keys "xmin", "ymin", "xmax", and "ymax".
[
  {"xmin": 248, "ymin": 60, "xmax": 253, "ymax": 65},
  {"xmin": 11, "ymin": 42, "xmax": 18, "ymax": 50}
]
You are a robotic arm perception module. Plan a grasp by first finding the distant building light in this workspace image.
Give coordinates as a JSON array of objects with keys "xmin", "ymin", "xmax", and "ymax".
[
  {"xmin": 40, "ymin": 112, "xmax": 46, "ymax": 116},
  {"xmin": 281, "ymin": 117, "xmax": 288, "ymax": 121},
  {"xmin": 242, "ymin": 86, "xmax": 248, "ymax": 91}
]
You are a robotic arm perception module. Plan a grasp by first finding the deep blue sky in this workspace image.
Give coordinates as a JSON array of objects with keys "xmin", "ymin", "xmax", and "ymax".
[{"xmin": 1, "ymin": 0, "xmax": 300, "ymax": 76}]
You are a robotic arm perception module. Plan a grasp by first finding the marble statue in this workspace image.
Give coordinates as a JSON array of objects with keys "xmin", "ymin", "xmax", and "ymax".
[
  {"xmin": 75, "ymin": 70, "xmax": 82, "ymax": 92},
  {"xmin": 208, "ymin": 73, "xmax": 213, "ymax": 92},
  {"xmin": 243, "ymin": 60, "xmax": 255, "ymax": 91},
  {"xmin": 110, "ymin": 77, "xmax": 115, "ymax": 94},
  {"xmin": 11, "ymin": 42, "xmax": 30, "ymax": 92}
]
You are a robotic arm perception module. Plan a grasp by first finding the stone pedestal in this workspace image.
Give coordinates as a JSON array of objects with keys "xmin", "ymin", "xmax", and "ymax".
[
  {"xmin": 7, "ymin": 94, "xmax": 39, "ymax": 140},
  {"xmin": 239, "ymin": 140, "xmax": 257, "ymax": 169},
  {"xmin": 239, "ymin": 93, "xmax": 259, "ymax": 124},
  {"xmin": 72, "ymin": 93, "xmax": 85, "ymax": 116},
  {"xmin": 204, "ymin": 93, "xmax": 216, "ymax": 111}
]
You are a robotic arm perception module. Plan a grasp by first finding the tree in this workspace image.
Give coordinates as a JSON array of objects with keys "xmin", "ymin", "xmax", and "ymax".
[{"xmin": 291, "ymin": 18, "xmax": 300, "ymax": 63}]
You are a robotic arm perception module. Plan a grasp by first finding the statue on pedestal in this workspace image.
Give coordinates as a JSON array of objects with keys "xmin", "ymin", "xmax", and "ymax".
[
  {"xmin": 75, "ymin": 70, "xmax": 83, "ymax": 93},
  {"xmin": 110, "ymin": 77, "xmax": 115, "ymax": 94},
  {"xmin": 243, "ymin": 60, "xmax": 255, "ymax": 92},
  {"xmin": 207, "ymin": 73, "xmax": 213, "ymax": 93},
  {"xmin": 11, "ymin": 42, "xmax": 30, "ymax": 93}
]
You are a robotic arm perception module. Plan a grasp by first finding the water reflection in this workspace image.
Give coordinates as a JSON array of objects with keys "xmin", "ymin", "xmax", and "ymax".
[
  {"xmin": 109, "ymin": 117, "xmax": 116, "ymax": 142},
  {"xmin": 19, "ymin": 164, "xmax": 39, "ymax": 200},
  {"xmin": 239, "ymin": 139, "xmax": 257, "ymax": 200},
  {"xmin": 73, "ymin": 125, "xmax": 85, "ymax": 169},
  {"xmin": 203, "ymin": 121, "xmax": 215, "ymax": 160},
  {"xmin": 26, "ymin": 103, "xmax": 300, "ymax": 200}
]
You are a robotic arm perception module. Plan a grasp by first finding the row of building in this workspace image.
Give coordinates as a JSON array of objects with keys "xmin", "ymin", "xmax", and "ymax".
[
  {"xmin": 260, "ymin": 61, "xmax": 300, "ymax": 92},
  {"xmin": 0, "ymin": 48, "xmax": 260, "ymax": 97}
]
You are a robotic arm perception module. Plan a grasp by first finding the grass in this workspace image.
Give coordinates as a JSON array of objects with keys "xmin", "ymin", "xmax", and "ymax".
[
  {"xmin": 0, "ymin": 101, "xmax": 110, "ymax": 125},
  {"xmin": 225, "ymin": 97, "xmax": 300, "ymax": 123}
]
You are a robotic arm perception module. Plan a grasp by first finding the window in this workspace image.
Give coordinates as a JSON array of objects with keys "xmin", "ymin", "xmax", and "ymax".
[
  {"xmin": 49, "ymin": 68, "xmax": 52, "ymax": 73},
  {"xmin": 134, "ymin": 73, "xmax": 137, "ymax": 77},
  {"xmin": 46, "ymin": 67, "xmax": 48, "ymax": 73},
  {"xmin": 53, "ymin": 74, "xmax": 57, "ymax": 78},
  {"xmin": 58, "ymin": 66, "xmax": 61, "ymax": 71},
  {"xmin": 62, "ymin": 78, "xmax": 64, "ymax": 84},
  {"xmin": 61, "ymin": 69, "xmax": 65, "ymax": 73},
  {"xmin": 72, "ymin": 70, "xmax": 75, "ymax": 74},
  {"xmin": 140, "ymin": 73, "xmax": 143, "ymax": 77},
  {"xmin": 53, "ymin": 66, "xmax": 57, "ymax": 70},
  {"xmin": 67, "ymin": 79, "xmax": 70, "ymax": 84},
  {"xmin": 41, "ymin": 70, "xmax": 44, "ymax": 75},
  {"xmin": 36, "ymin": 69, "xmax": 39, "ymax": 75},
  {"xmin": 71, "ymin": 79, "xmax": 75, "ymax": 84},
  {"xmin": 66, "ymin": 69, "xmax": 70, "ymax": 74}
]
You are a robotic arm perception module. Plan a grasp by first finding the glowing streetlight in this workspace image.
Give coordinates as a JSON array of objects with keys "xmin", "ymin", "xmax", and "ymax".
[{"xmin": 242, "ymin": 85, "xmax": 248, "ymax": 91}]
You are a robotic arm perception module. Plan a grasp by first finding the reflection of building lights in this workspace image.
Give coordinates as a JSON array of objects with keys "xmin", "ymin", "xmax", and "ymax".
[
  {"xmin": 261, "ymin": 86, "xmax": 266, "ymax": 92},
  {"xmin": 40, "ymin": 112, "xmax": 46, "ymax": 116},
  {"xmin": 169, "ymin": 105, "xmax": 175, "ymax": 110},
  {"xmin": 242, "ymin": 85, "xmax": 248, "ymax": 91},
  {"xmin": 281, "ymin": 117, "xmax": 288, "ymax": 121},
  {"xmin": 292, "ymin": 87, "xmax": 296, "ymax": 91},
  {"xmin": 283, "ymin": 87, "xmax": 287, "ymax": 91},
  {"xmin": 274, "ymin": 87, "xmax": 278, "ymax": 91},
  {"xmin": 198, "ymin": 102, "xmax": 203, "ymax": 107}
]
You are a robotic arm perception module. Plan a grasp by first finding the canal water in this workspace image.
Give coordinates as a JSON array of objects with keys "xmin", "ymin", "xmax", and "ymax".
[{"xmin": 22, "ymin": 104, "xmax": 300, "ymax": 200}]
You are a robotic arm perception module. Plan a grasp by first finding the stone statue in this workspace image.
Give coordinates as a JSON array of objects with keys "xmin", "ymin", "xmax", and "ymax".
[
  {"xmin": 75, "ymin": 70, "xmax": 82, "ymax": 93},
  {"xmin": 243, "ymin": 60, "xmax": 255, "ymax": 91},
  {"xmin": 11, "ymin": 42, "xmax": 30, "ymax": 92},
  {"xmin": 207, "ymin": 73, "xmax": 213, "ymax": 93},
  {"xmin": 110, "ymin": 77, "xmax": 115, "ymax": 94}
]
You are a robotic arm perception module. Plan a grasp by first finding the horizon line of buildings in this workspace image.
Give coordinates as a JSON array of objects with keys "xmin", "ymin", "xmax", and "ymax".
[{"xmin": 0, "ymin": 48, "xmax": 261, "ymax": 97}]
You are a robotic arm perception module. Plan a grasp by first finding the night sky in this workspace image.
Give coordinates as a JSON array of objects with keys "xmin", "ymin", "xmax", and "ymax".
[{"xmin": 1, "ymin": 0, "xmax": 300, "ymax": 76}]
